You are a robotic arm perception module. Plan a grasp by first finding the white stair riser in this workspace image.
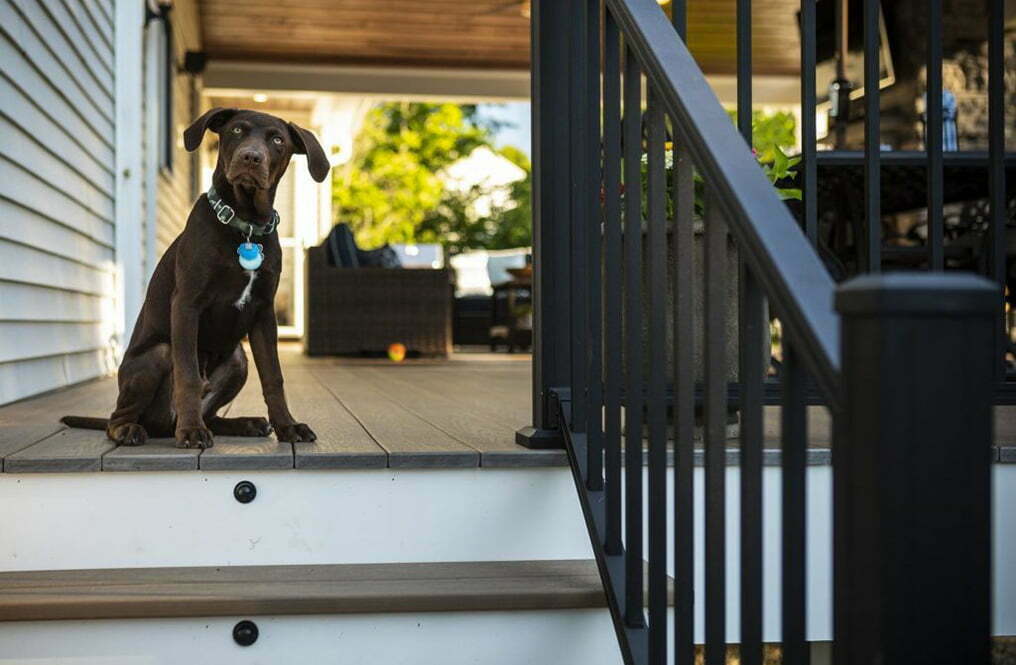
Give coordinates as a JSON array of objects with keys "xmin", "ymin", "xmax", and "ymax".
[
  {"xmin": 0, "ymin": 610, "xmax": 624, "ymax": 665},
  {"xmin": 3, "ymin": 465, "xmax": 1013, "ymax": 641},
  {"xmin": 0, "ymin": 468, "xmax": 592, "ymax": 570},
  {"xmin": 625, "ymin": 464, "xmax": 1016, "ymax": 642}
]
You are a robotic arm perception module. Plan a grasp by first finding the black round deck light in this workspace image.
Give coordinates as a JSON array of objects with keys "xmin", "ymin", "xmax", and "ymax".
[
  {"xmin": 233, "ymin": 620, "xmax": 259, "ymax": 646},
  {"xmin": 233, "ymin": 480, "xmax": 257, "ymax": 504}
]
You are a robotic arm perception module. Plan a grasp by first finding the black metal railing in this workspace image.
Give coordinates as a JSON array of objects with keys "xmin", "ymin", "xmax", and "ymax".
[{"xmin": 523, "ymin": 0, "xmax": 998, "ymax": 663}]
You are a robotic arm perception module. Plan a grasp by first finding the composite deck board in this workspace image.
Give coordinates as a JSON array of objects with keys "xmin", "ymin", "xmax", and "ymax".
[
  {"xmin": 4, "ymin": 428, "xmax": 115, "ymax": 473},
  {"xmin": 0, "ymin": 424, "xmax": 64, "ymax": 469},
  {"xmin": 196, "ymin": 361, "xmax": 295, "ymax": 471},
  {"xmin": 347, "ymin": 366, "xmax": 567, "ymax": 467},
  {"xmin": 312, "ymin": 367, "xmax": 480, "ymax": 468},
  {"xmin": 102, "ymin": 439, "xmax": 200, "ymax": 472},
  {"xmin": 198, "ymin": 436, "xmax": 294, "ymax": 471},
  {"xmin": 394, "ymin": 366, "xmax": 532, "ymax": 414},
  {"xmin": 361, "ymin": 366, "xmax": 530, "ymax": 432},
  {"xmin": 0, "ymin": 559, "xmax": 605, "ymax": 621},
  {"xmin": 282, "ymin": 369, "xmax": 387, "ymax": 469},
  {"xmin": 0, "ymin": 376, "xmax": 116, "ymax": 424}
]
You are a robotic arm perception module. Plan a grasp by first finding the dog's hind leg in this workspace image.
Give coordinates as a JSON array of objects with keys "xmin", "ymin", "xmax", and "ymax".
[
  {"xmin": 203, "ymin": 345, "xmax": 272, "ymax": 437},
  {"xmin": 107, "ymin": 343, "xmax": 173, "ymax": 446}
]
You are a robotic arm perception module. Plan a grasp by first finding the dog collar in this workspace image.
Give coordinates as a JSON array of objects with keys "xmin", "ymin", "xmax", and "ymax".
[{"xmin": 206, "ymin": 186, "xmax": 279, "ymax": 238}]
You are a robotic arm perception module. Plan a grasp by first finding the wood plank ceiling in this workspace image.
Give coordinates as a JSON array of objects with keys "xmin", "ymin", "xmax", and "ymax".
[{"xmin": 197, "ymin": 0, "xmax": 803, "ymax": 75}]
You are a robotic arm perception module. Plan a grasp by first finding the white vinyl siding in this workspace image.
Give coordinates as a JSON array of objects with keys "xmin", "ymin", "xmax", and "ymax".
[{"xmin": 0, "ymin": 0, "xmax": 117, "ymax": 404}]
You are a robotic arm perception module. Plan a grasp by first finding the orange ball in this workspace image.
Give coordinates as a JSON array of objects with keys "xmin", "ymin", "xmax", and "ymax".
[{"xmin": 388, "ymin": 343, "xmax": 407, "ymax": 363}]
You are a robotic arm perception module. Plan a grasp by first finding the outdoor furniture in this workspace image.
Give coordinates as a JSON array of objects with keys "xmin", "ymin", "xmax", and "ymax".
[
  {"xmin": 784, "ymin": 151, "xmax": 1016, "ymax": 279},
  {"xmin": 489, "ymin": 266, "xmax": 532, "ymax": 352},
  {"xmin": 453, "ymin": 295, "xmax": 493, "ymax": 346},
  {"xmin": 305, "ymin": 245, "xmax": 453, "ymax": 356}
]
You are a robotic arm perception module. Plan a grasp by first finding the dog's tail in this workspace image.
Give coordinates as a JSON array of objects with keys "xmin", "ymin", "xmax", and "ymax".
[{"xmin": 60, "ymin": 415, "xmax": 109, "ymax": 430}]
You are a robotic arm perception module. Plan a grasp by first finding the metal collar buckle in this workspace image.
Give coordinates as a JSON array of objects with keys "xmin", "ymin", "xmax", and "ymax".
[{"xmin": 211, "ymin": 200, "xmax": 235, "ymax": 225}]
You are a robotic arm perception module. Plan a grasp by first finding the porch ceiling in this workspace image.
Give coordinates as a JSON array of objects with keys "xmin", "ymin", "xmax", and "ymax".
[
  {"xmin": 197, "ymin": 0, "xmax": 533, "ymax": 70},
  {"xmin": 196, "ymin": 0, "xmax": 804, "ymax": 76}
]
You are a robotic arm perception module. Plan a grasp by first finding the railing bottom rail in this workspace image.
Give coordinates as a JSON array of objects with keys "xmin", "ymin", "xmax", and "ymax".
[{"xmin": 552, "ymin": 389, "xmax": 648, "ymax": 665}]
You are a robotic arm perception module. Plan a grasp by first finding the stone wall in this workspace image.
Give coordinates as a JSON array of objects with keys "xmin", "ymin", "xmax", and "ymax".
[{"xmin": 837, "ymin": 2, "xmax": 1016, "ymax": 150}]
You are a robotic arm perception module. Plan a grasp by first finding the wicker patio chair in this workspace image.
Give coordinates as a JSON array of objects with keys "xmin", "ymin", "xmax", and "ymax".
[{"xmin": 305, "ymin": 245, "xmax": 453, "ymax": 357}]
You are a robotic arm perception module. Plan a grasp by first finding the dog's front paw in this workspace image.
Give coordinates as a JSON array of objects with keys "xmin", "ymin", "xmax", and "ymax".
[
  {"xmin": 275, "ymin": 422, "xmax": 316, "ymax": 443},
  {"xmin": 176, "ymin": 425, "xmax": 214, "ymax": 449},
  {"xmin": 241, "ymin": 417, "xmax": 273, "ymax": 437},
  {"xmin": 109, "ymin": 423, "xmax": 148, "ymax": 447}
]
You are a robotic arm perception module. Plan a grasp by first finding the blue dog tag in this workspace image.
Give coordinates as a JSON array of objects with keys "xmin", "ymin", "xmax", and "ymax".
[{"xmin": 237, "ymin": 242, "xmax": 264, "ymax": 270}]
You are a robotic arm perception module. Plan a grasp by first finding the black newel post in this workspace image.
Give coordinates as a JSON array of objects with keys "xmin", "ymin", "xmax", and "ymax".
[
  {"xmin": 834, "ymin": 273, "xmax": 995, "ymax": 665},
  {"xmin": 517, "ymin": 0, "xmax": 573, "ymax": 449}
]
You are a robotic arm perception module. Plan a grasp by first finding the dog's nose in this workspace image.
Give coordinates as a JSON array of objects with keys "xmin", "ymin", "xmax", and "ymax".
[{"xmin": 240, "ymin": 150, "xmax": 263, "ymax": 166}]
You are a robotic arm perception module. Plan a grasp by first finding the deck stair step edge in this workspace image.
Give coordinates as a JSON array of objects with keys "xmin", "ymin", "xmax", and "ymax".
[{"xmin": 0, "ymin": 560, "xmax": 610, "ymax": 622}]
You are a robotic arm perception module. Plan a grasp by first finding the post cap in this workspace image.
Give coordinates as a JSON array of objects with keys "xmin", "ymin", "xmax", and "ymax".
[{"xmin": 835, "ymin": 272, "xmax": 999, "ymax": 315}]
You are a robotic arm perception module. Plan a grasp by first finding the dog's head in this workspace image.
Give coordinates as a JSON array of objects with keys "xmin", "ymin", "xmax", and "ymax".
[{"xmin": 184, "ymin": 108, "xmax": 330, "ymax": 189}]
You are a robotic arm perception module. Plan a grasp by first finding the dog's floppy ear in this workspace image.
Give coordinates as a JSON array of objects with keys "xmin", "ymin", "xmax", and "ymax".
[
  {"xmin": 183, "ymin": 107, "xmax": 238, "ymax": 152},
  {"xmin": 287, "ymin": 122, "xmax": 330, "ymax": 182}
]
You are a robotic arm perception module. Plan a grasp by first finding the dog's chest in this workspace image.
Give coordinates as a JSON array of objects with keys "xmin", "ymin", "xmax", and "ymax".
[
  {"xmin": 209, "ymin": 261, "xmax": 276, "ymax": 313},
  {"xmin": 199, "ymin": 267, "xmax": 274, "ymax": 349},
  {"xmin": 235, "ymin": 270, "xmax": 258, "ymax": 309}
]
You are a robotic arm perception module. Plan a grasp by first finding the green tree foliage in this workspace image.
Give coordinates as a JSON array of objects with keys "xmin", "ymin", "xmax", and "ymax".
[
  {"xmin": 333, "ymin": 102, "xmax": 531, "ymax": 254},
  {"xmin": 416, "ymin": 146, "xmax": 532, "ymax": 256}
]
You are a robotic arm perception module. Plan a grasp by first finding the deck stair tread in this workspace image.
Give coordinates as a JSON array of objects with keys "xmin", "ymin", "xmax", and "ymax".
[
  {"xmin": 5, "ymin": 428, "xmax": 115, "ymax": 473},
  {"xmin": 0, "ymin": 424, "xmax": 64, "ymax": 466},
  {"xmin": 103, "ymin": 439, "xmax": 201, "ymax": 471},
  {"xmin": 0, "ymin": 560, "xmax": 608, "ymax": 622}
]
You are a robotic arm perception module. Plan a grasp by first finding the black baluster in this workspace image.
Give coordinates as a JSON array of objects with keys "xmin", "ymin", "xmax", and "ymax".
[
  {"xmin": 703, "ymin": 190, "xmax": 727, "ymax": 665},
  {"xmin": 989, "ymin": 0, "xmax": 1006, "ymax": 380},
  {"xmin": 781, "ymin": 342, "xmax": 808, "ymax": 665},
  {"xmin": 863, "ymin": 0, "xmax": 881, "ymax": 272},
  {"xmin": 570, "ymin": 0, "xmax": 589, "ymax": 442},
  {"xmin": 646, "ymin": 85, "xmax": 668, "ymax": 664},
  {"xmin": 801, "ymin": 0, "xmax": 818, "ymax": 244},
  {"xmin": 622, "ymin": 43, "xmax": 644, "ymax": 629},
  {"xmin": 603, "ymin": 5, "xmax": 623, "ymax": 557},
  {"xmin": 586, "ymin": 0, "xmax": 604, "ymax": 491},
  {"xmin": 671, "ymin": 3, "xmax": 695, "ymax": 663},
  {"xmin": 672, "ymin": 127, "xmax": 696, "ymax": 665},
  {"xmin": 926, "ymin": 0, "xmax": 944, "ymax": 270},
  {"xmin": 740, "ymin": 266, "xmax": 764, "ymax": 665}
]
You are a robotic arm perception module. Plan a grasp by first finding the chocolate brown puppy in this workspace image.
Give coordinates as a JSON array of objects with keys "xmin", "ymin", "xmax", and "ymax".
[{"xmin": 62, "ymin": 108, "xmax": 328, "ymax": 448}]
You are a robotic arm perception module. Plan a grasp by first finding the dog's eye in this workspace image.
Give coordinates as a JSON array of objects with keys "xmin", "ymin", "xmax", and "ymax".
[
  {"xmin": 272, "ymin": 136, "xmax": 283, "ymax": 145},
  {"xmin": 231, "ymin": 126, "xmax": 242, "ymax": 134}
]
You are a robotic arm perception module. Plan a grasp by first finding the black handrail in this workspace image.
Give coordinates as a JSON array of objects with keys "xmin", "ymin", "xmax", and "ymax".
[{"xmin": 608, "ymin": 0, "xmax": 842, "ymax": 403}]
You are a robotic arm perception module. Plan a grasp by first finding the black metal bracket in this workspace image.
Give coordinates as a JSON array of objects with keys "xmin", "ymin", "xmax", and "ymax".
[{"xmin": 514, "ymin": 426, "xmax": 564, "ymax": 449}]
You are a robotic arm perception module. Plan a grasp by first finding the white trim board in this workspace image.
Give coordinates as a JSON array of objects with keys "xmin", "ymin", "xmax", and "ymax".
[{"xmin": 113, "ymin": 0, "xmax": 145, "ymax": 349}]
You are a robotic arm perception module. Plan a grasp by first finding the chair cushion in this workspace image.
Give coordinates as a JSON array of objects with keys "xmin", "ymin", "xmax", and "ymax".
[{"xmin": 326, "ymin": 223, "xmax": 360, "ymax": 268}]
